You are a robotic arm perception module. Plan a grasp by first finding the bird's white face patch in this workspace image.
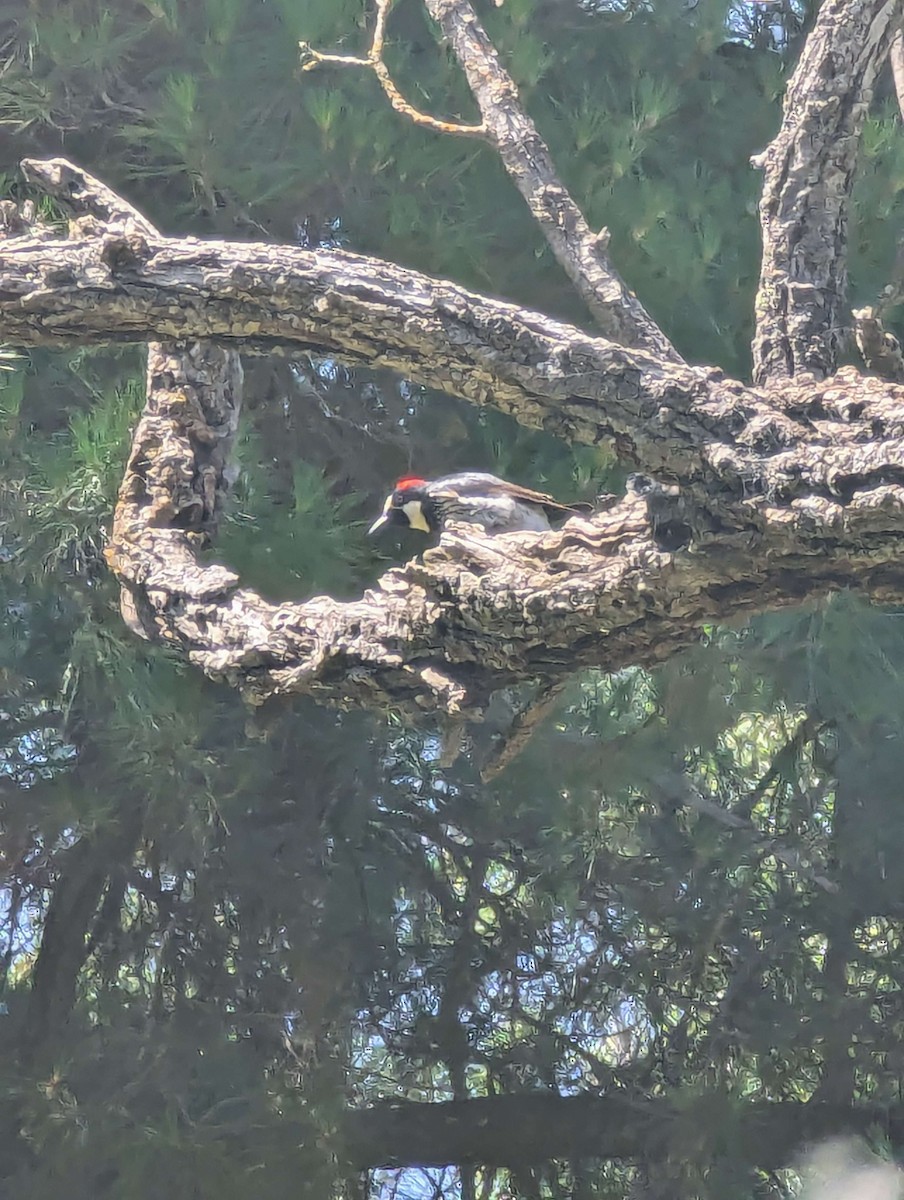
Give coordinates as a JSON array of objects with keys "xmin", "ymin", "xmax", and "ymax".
[{"xmin": 402, "ymin": 498, "xmax": 431, "ymax": 533}]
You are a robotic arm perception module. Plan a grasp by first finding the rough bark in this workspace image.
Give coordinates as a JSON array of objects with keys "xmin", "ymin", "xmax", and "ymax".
[
  {"xmin": 14, "ymin": 159, "xmax": 246, "ymax": 658},
  {"xmin": 104, "ymin": 336, "xmax": 904, "ymax": 717},
  {"xmin": 752, "ymin": 0, "xmax": 898, "ymax": 384},
  {"xmin": 4, "ymin": 182, "xmax": 904, "ymax": 715},
  {"xmin": 1, "ymin": 0, "xmax": 903, "ymax": 1179},
  {"xmin": 1, "ymin": 0, "xmax": 903, "ymax": 722},
  {"xmin": 0, "ymin": 222, "xmax": 708, "ymax": 465}
]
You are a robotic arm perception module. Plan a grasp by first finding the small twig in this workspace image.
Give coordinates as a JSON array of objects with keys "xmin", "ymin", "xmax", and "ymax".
[
  {"xmin": 479, "ymin": 679, "xmax": 570, "ymax": 781},
  {"xmin": 299, "ymin": 0, "xmax": 485, "ymax": 138},
  {"xmin": 99, "ymin": 90, "xmax": 145, "ymax": 117}
]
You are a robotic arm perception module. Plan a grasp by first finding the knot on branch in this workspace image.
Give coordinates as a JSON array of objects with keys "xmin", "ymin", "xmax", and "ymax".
[
  {"xmin": 853, "ymin": 306, "xmax": 904, "ymax": 383},
  {"xmin": 0, "ymin": 199, "xmax": 37, "ymax": 240},
  {"xmin": 0, "ymin": 198, "xmax": 59, "ymax": 245},
  {"xmin": 101, "ymin": 233, "xmax": 151, "ymax": 274}
]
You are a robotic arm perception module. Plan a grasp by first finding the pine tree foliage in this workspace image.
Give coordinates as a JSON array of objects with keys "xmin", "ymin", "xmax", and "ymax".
[{"xmin": 2, "ymin": 2, "xmax": 904, "ymax": 1199}]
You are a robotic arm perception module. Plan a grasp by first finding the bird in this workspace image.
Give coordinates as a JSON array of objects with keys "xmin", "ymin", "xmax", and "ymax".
[{"xmin": 368, "ymin": 471, "xmax": 587, "ymax": 536}]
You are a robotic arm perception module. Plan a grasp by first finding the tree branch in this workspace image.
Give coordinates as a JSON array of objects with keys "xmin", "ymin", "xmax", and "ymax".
[
  {"xmin": 421, "ymin": 0, "xmax": 680, "ymax": 359},
  {"xmin": 651, "ymin": 771, "xmax": 838, "ymax": 895},
  {"xmin": 752, "ymin": 0, "xmax": 899, "ymax": 384},
  {"xmin": 890, "ymin": 25, "xmax": 904, "ymax": 119},
  {"xmin": 301, "ymin": 0, "xmax": 679, "ymax": 357},
  {"xmin": 342, "ymin": 1094, "xmax": 904, "ymax": 1170},
  {"xmin": 3, "ymin": 172, "xmax": 903, "ymax": 486},
  {"xmin": 299, "ymin": 0, "xmax": 486, "ymax": 138},
  {"xmin": 7, "ymin": 160, "xmax": 904, "ymax": 715},
  {"xmin": 103, "ymin": 343, "xmax": 904, "ymax": 717},
  {"xmin": 0, "ymin": 212, "xmax": 725, "ymax": 472},
  {"xmin": 16, "ymin": 158, "xmax": 243, "ymax": 546},
  {"xmin": 20, "ymin": 158, "xmax": 160, "ymax": 238},
  {"xmin": 478, "ymin": 679, "xmax": 569, "ymax": 781}
]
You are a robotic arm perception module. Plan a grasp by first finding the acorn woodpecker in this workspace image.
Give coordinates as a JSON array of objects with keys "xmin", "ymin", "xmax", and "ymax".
[{"xmin": 368, "ymin": 472, "xmax": 586, "ymax": 536}]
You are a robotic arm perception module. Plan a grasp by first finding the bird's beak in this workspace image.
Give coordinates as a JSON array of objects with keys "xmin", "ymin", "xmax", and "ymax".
[{"xmin": 368, "ymin": 497, "xmax": 393, "ymax": 535}]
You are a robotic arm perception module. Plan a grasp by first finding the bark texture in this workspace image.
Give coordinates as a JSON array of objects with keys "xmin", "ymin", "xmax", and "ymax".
[
  {"xmin": 0, "ymin": 224, "xmax": 713, "ymax": 466},
  {"xmin": 2, "ymin": 0, "xmax": 904, "ymax": 1179},
  {"xmin": 101, "ymin": 330, "xmax": 904, "ymax": 717},
  {"xmin": 2, "ymin": 0, "xmax": 904, "ymax": 722},
  {"xmin": 752, "ymin": 0, "xmax": 898, "ymax": 383},
  {"xmin": 3, "ymin": 192, "xmax": 904, "ymax": 713}
]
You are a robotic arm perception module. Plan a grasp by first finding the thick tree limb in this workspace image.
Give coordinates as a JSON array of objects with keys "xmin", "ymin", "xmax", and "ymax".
[
  {"xmin": 0, "ymin": 222, "xmax": 729, "ymax": 472},
  {"xmin": 105, "ymin": 338, "xmax": 904, "ymax": 717},
  {"xmin": 342, "ymin": 1094, "xmax": 904, "ymax": 1169},
  {"xmin": 6, "ymin": 163, "xmax": 904, "ymax": 715},
  {"xmin": 1, "ymin": 189, "xmax": 902, "ymax": 488},
  {"xmin": 2, "ymin": 0, "xmax": 897, "ymax": 725},
  {"xmin": 2, "ymin": 206, "xmax": 895, "ymax": 482},
  {"xmin": 752, "ymin": 0, "xmax": 899, "ymax": 384},
  {"xmin": 16, "ymin": 157, "xmax": 243, "ymax": 560}
]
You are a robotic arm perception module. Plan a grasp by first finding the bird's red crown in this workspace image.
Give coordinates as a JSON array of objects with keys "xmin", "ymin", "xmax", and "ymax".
[{"xmin": 394, "ymin": 475, "xmax": 427, "ymax": 491}]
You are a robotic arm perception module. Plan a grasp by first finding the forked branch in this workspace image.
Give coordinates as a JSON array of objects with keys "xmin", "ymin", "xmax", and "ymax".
[
  {"xmin": 4, "ymin": 0, "xmax": 904, "ymax": 720},
  {"xmin": 299, "ymin": 0, "xmax": 486, "ymax": 138},
  {"xmin": 5, "ymin": 156, "xmax": 904, "ymax": 717},
  {"xmin": 421, "ymin": 0, "xmax": 681, "ymax": 359},
  {"xmin": 302, "ymin": 0, "xmax": 680, "ymax": 358}
]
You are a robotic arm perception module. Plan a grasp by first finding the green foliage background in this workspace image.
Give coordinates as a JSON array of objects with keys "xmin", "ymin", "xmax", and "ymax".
[{"xmin": 2, "ymin": 1, "xmax": 904, "ymax": 1198}]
